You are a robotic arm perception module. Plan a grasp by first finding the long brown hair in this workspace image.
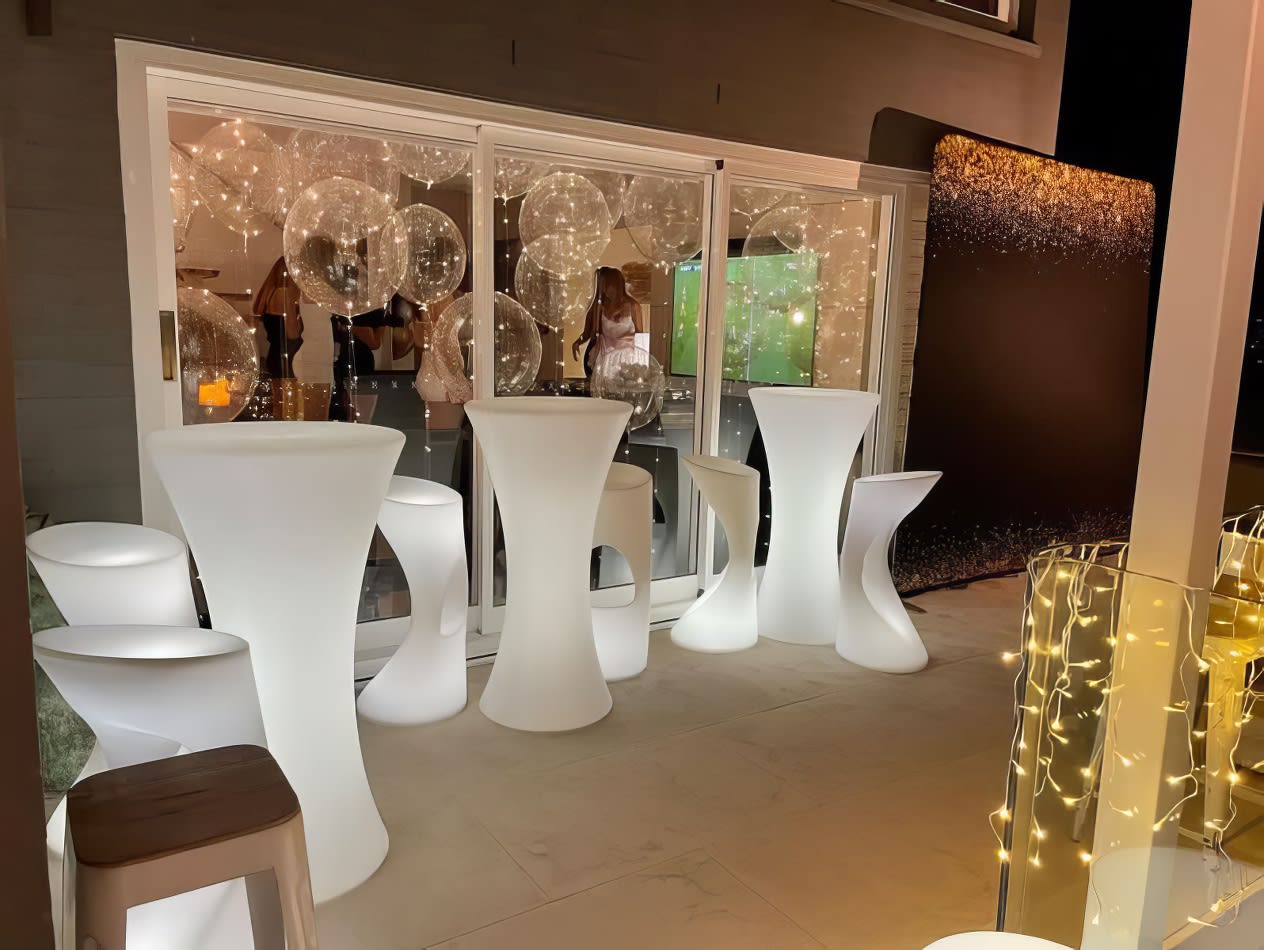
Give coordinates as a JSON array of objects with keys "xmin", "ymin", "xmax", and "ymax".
[
  {"xmin": 595, "ymin": 266, "xmax": 629, "ymax": 308},
  {"xmin": 252, "ymin": 257, "xmax": 298, "ymax": 317}
]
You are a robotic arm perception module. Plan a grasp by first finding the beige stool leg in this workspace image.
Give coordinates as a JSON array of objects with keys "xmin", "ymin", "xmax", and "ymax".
[
  {"xmin": 245, "ymin": 869, "xmax": 286, "ymax": 949},
  {"xmin": 73, "ymin": 864, "xmax": 128, "ymax": 950},
  {"xmin": 273, "ymin": 815, "xmax": 319, "ymax": 949}
]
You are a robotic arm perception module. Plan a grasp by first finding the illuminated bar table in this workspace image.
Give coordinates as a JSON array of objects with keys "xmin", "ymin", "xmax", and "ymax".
[
  {"xmin": 148, "ymin": 421, "xmax": 403, "ymax": 902},
  {"xmin": 466, "ymin": 397, "xmax": 630, "ymax": 731},
  {"xmin": 749, "ymin": 387, "xmax": 879, "ymax": 645}
]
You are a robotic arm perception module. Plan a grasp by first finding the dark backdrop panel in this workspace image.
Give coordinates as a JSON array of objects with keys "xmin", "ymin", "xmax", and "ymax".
[{"xmin": 894, "ymin": 136, "xmax": 1154, "ymax": 592}]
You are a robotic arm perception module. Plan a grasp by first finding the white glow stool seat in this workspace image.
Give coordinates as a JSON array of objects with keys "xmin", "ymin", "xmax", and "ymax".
[
  {"xmin": 671, "ymin": 455, "xmax": 759, "ymax": 653},
  {"xmin": 26, "ymin": 521, "xmax": 198, "ymax": 626},
  {"xmin": 148, "ymin": 421, "xmax": 403, "ymax": 902},
  {"xmin": 467, "ymin": 397, "xmax": 631, "ymax": 732},
  {"xmin": 836, "ymin": 471, "xmax": 941, "ymax": 673},
  {"xmin": 749, "ymin": 387, "xmax": 880, "ymax": 645},
  {"xmin": 592, "ymin": 462, "xmax": 653, "ymax": 681},
  {"xmin": 923, "ymin": 935, "xmax": 1073, "ymax": 949},
  {"xmin": 357, "ymin": 476, "xmax": 468, "ymax": 725},
  {"xmin": 34, "ymin": 624, "xmax": 266, "ymax": 768}
]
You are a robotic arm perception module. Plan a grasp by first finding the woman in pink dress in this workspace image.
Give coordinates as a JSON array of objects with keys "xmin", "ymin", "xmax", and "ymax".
[{"xmin": 571, "ymin": 266, "xmax": 644, "ymax": 378}]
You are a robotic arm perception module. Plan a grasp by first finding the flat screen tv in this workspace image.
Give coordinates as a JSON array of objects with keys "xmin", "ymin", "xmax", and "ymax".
[{"xmin": 670, "ymin": 253, "xmax": 818, "ymax": 386}]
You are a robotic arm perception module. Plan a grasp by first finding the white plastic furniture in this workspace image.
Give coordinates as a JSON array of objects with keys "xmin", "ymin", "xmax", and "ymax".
[
  {"xmin": 27, "ymin": 521, "xmax": 198, "ymax": 626},
  {"xmin": 148, "ymin": 420, "xmax": 403, "ymax": 902},
  {"xmin": 29, "ymin": 522, "xmax": 201, "ymax": 865},
  {"xmin": 34, "ymin": 625, "xmax": 266, "ymax": 769},
  {"xmin": 466, "ymin": 397, "xmax": 630, "ymax": 731},
  {"xmin": 749, "ymin": 387, "xmax": 880, "ymax": 645},
  {"xmin": 671, "ymin": 455, "xmax": 760, "ymax": 653},
  {"xmin": 836, "ymin": 471, "xmax": 941, "ymax": 673},
  {"xmin": 923, "ymin": 935, "xmax": 1073, "ymax": 949},
  {"xmin": 357, "ymin": 476, "xmax": 469, "ymax": 724},
  {"xmin": 592, "ymin": 462, "xmax": 653, "ymax": 681}
]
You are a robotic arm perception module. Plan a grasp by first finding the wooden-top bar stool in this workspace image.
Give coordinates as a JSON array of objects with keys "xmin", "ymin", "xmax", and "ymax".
[{"xmin": 65, "ymin": 744, "xmax": 318, "ymax": 949}]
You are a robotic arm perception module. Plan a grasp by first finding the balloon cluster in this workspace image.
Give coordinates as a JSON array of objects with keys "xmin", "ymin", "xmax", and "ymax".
[{"xmin": 519, "ymin": 172, "xmax": 612, "ymax": 278}]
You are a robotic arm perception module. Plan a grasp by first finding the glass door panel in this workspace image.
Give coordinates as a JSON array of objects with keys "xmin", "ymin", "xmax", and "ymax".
[
  {"xmin": 709, "ymin": 180, "xmax": 883, "ymax": 571},
  {"xmin": 166, "ymin": 106, "xmax": 476, "ymax": 624},
  {"xmin": 486, "ymin": 148, "xmax": 710, "ymax": 606}
]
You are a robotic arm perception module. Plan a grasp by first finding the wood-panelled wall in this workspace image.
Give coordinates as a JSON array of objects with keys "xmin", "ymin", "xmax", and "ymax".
[{"xmin": 1, "ymin": 0, "xmax": 1067, "ymax": 522}]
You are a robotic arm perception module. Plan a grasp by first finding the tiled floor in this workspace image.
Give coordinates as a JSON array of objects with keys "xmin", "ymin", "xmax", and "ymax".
[{"xmin": 318, "ymin": 576, "xmax": 1026, "ymax": 950}]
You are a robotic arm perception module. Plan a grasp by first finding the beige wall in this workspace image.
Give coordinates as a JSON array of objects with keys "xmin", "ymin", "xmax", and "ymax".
[{"xmin": 0, "ymin": 0, "xmax": 1068, "ymax": 522}]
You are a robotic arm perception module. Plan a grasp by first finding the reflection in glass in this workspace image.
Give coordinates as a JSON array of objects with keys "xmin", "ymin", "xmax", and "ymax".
[
  {"xmin": 711, "ymin": 183, "xmax": 882, "ymax": 572},
  {"xmin": 168, "ymin": 108, "xmax": 476, "ymax": 623},
  {"xmin": 492, "ymin": 153, "xmax": 707, "ymax": 601}
]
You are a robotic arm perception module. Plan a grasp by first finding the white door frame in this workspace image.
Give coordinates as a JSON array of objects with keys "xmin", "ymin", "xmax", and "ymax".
[{"xmin": 115, "ymin": 39, "xmax": 926, "ymax": 649}]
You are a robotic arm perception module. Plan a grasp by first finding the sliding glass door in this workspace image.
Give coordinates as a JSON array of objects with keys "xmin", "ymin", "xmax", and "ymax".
[
  {"xmin": 475, "ymin": 139, "xmax": 714, "ymax": 629},
  {"xmin": 129, "ymin": 58, "xmax": 906, "ymax": 661}
]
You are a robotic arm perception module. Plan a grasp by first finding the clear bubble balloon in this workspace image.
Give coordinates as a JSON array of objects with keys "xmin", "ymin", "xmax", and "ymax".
[
  {"xmin": 434, "ymin": 292, "xmax": 541, "ymax": 398},
  {"xmin": 592, "ymin": 347, "xmax": 665, "ymax": 431},
  {"xmin": 743, "ymin": 203, "xmax": 853, "ymax": 258},
  {"xmin": 176, "ymin": 286, "xmax": 259, "ymax": 424},
  {"xmin": 513, "ymin": 243, "xmax": 595, "ymax": 330},
  {"xmin": 189, "ymin": 120, "xmax": 292, "ymax": 236},
  {"xmin": 283, "ymin": 176, "xmax": 406, "ymax": 317},
  {"xmin": 394, "ymin": 203, "xmax": 467, "ymax": 307},
  {"xmin": 169, "ymin": 144, "xmax": 197, "ymax": 252},
  {"xmin": 518, "ymin": 172, "xmax": 612, "ymax": 277},
  {"xmin": 731, "ymin": 185, "xmax": 786, "ymax": 219},
  {"xmin": 289, "ymin": 130, "xmax": 400, "ymax": 197},
  {"xmin": 391, "ymin": 142, "xmax": 469, "ymax": 186},
  {"xmin": 624, "ymin": 176, "xmax": 704, "ymax": 267},
  {"xmin": 550, "ymin": 166, "xmax": 628, "ymax": 226},
  {"xmin": 494, "ymin": 157, "xmax": 548, "ymax": 200}
]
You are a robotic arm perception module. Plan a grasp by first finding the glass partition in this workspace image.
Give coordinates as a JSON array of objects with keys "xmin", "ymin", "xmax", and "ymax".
[
  {"xmin": 485, "ymin": 151, "xmax": 709, "ymax": 605},
  {"xmin": 167, "ymin": 108, "xmax": 475, "ymax": 623},
  {"xmin": 710, "ymin": 181, "xmax": 882, "ymax": 570}
]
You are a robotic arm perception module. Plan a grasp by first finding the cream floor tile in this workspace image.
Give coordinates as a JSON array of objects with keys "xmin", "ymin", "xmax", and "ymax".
[
  {"xmin": 702, "ymin": 750, "xmax": 1008, "ymax": 949},
  {"xmin": 433, "ymin": 850, "xmax": 824, "ymax": 950},
  {"xmin": 319, "ymin": 577, "xmax": 1027, "ymax": 948},
  {"xmin": 315, "ymin": 797, "xmax": 546, "ymax": 950},
  {"xmin": 462, "ymin": 745, "xmax": 705, "ymax": 899},
  {"xmin": 701, "ymin": 656, "xmax": 1015, "ymax": 805}
]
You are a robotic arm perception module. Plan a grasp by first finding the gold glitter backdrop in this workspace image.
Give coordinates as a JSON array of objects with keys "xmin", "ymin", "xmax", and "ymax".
[{"xmin": 930, "ymin": 135, "xmax": 1156, "ymax": 265}]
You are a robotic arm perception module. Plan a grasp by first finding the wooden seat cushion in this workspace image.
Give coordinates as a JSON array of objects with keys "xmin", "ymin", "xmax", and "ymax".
[{"xmin": 67, "ymin": 745, "xmax": 299, "ymax": 869}]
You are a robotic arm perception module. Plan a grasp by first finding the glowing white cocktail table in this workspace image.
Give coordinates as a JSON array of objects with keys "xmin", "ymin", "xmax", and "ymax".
[
  {"xmin": 466, "ymin": 397, "xmax": 630, "ymax": 731},
  {"xmin": 749, "ymin": 387, "xmax": 879, "ymax": 645},
  {"xmin": 147, "ymin": 421, "xmax": 403, "ymax": 902}
]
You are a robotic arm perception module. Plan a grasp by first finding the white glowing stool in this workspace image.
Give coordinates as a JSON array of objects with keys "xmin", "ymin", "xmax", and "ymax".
[
  {"xmin": 37, "ymin": 625, "xmax": 268, "ymax": 946},
  {"xmin": 148, "ymin": 421, "xmax": 403, "ymax": 902},
  {"xmin": 467, "ymin": 397, "xmax": 631, "ymax": 731},
  {"xmin": 671, "ymin": 455, "xmax": 759, "ymax": 653},
  {"xmin": 357, "ymin": 476, "xmax": 468, "ymax": 725},
  {"xmin": 749, "ymin": 387, "xmax": 880, "ymax": 645},
  {"xmin": 33, "ymin": 625, "xmax": 266, "ymax": 768},
  {"xmin": 592, "ymin": 462, "xmax": 653, "ymax": 681},
  {"xmin": 923, "ymin": 935, "xmax": 1073, "ymax": 949},
  {"xmin": 26, "ymin": 521, "xmax": 198, "ymax": 626},
  {"xmin": 836, "ymin": 471, "xmax": 941, "ymax": 673},
  {"xmin": 28, "ymin": 521, "xmax": 201, "ymax": 875}
]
